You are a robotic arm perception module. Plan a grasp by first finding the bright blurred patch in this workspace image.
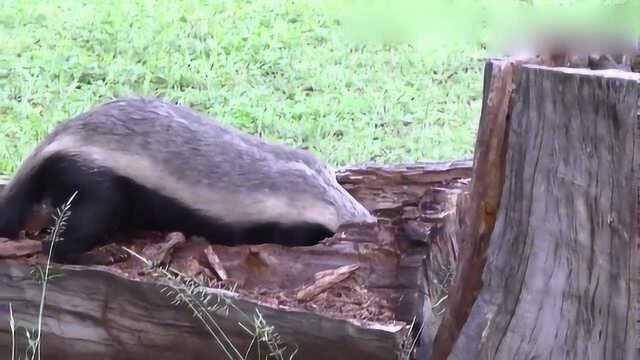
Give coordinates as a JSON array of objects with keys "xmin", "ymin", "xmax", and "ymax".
[{"xmin": 318, "ymin": 0, "xmax": 639, "ymax": 51}]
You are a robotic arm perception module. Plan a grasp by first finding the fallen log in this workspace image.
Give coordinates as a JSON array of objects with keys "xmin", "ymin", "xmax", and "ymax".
[{"xmin": 0, "ymin": 161, "xmax": 472, "ymax": 360}]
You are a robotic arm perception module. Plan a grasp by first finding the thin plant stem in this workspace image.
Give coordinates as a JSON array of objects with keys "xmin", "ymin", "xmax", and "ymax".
[
  {"xmin": 9, "ymin": 303, "xmax": 15, "ymax": 360},
  {"xmin": 35, "ymin": 191, "xmax": 77, "ymax": 360}
]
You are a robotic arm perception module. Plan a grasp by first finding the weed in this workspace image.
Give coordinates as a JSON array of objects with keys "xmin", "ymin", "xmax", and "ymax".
[
  {"xmin": 124, "ymin": 247, "xmax": 297, "ymax": 360},
  {"xmin": 8, "ymin": 191, "xmax": 77, "ymax": 360}
]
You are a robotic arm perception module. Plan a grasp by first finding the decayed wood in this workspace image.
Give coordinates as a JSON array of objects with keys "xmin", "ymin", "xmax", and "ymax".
[
  {"xmin": 337, "ymin": 160, "xmax": 473, "ymax": 358},
  {"xmin": 337, "ymin": 160, "xmax": 472, "ymax": 300},
  {"xmin": 140, "ymin": 232, "xmax": 185, "ymax": 265},
  {"xmin": 0, "ymin": 161, "xmax": 472, "ymax": 360},
  {"xmin": 450, "ymin": 66, "xmax": 639, "ymax": 360},
  {"xmin": 0, "ymin": 260, "xmax": 405, "ymax": 360},
  {"xmin": 204, "ymin": 246, "xmax": 229, "ymax": 281},
  {"xmin": 0, "ymin": 240, "xmax": 41, "ymax": 258},
  {"xmin": 295, "ymin": 264, "xmax": 359, "ymax": 301},
  {"xmin": 431, "ymin": 59, "xmax": 517, "ymax": 360},
  {"xmin": 337, "ymin": 160, "xmax": 472, "ymax": 216}
]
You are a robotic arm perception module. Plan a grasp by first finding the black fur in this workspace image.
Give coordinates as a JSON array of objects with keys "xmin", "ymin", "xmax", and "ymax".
[
  {"xmin": 0, "ymin": 97, "xmax": 374, "ymax": 263},
  {"xmin": 2, "ymin": 154, "xmax": 333, "ymax": 263}
]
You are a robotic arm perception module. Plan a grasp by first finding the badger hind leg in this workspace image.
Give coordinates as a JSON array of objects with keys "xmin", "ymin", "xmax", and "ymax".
[{"xmin": 37, "ymin": 155, "xmax": 126, "ymax": 263}]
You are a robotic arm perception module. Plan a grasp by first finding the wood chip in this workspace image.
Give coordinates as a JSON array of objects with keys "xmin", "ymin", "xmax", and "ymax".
[
  {"xmin": 296, "ymin": 264, "xmax": 360, "ymax": 302},
  {"xmin": 204, "ymin": 246, "xmax": 228, "ymax": 281},
  {"xmin": 0, "ymin": 240, "xmax": 42, "ymax": 258},
  {"xmin": 141, "ymin": 232, "xmax": 186, "ymax": 265},
  {"xmin": 184, "ymin": 258, "xmax": 217, "ymax": 280}
]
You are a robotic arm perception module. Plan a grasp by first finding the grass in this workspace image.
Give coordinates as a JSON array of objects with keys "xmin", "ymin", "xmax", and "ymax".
[
  {"xmin": 1, "ymin": 1, "xmax": 638, "ymax": 175},
  {"xmin": 0, "ymin": 0, "xmax": 488, "ymax": 176},
  {"xmin": 3, "ymin": 2, "xmax": 638, "ymax": 358}
]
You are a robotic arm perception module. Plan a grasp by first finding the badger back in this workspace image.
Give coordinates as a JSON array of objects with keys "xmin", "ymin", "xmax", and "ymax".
[{"xmin": 7, "ymin": 98, "xmax": 374, "ymax": 231}]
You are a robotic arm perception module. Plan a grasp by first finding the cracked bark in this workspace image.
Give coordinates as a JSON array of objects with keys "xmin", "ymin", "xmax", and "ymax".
[
  {"xmin": 431, "ymin": 58, "xmax": 516, "ymax": 360},
  {"xmin": 447, "ymin": 65, "xmax": 639, "ymax": 360}
]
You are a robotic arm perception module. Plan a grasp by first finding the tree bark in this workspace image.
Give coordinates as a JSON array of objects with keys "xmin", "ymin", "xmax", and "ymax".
[
  {"xmin": 431, "ymin": 58, "xmax": 518, "ymax": 360},
  {"xmin": 0, "ymin": 161, "xmax": 471, "ymax": 360},
  {"xmin": 1, "ymin": 259, "xmax": 408, "ymax": 360},
  {"xmin": 449, "ymin": 65, "xmax": 639, "ymax": 359}
]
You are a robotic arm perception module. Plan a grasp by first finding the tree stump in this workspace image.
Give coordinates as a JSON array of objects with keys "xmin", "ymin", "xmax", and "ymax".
[
  {"xmin": 437, "ymin": 63, "xmax": 640, "ymax": 360},
  {"xmin": 430, "ymin": 58, "xmax": 516, "ymax": 360}
]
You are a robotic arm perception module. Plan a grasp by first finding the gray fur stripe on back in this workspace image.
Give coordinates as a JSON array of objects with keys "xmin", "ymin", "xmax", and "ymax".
[{"xmin": 39, "ymin": 135, "xmax": 341, "ymax": 230}]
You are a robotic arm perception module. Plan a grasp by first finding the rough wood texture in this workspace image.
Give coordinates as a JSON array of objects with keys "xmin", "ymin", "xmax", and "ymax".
[
  {"xmin": 450, "ymin": 66, "xmax": 639, "ymax": 360},
  {"xmin": 337, "ymin": 160, "xmax": 471, "ymax": 301},
  {"xmin": 0, "ymin": 161, "xmax": 472, "ymax": 360},
  {"xmin": 431, "ymin": 59, "xmax": 516, "ymax": 360},
  {"xmin": 0, "ymin": 240, "xmax": 41, "ymax": 258},
  {"xmin": 337, "ymin": 161, "xmax": 473, "ymax": 358},
  {"xmin": 295, "ymin": 264, "xmax": 359, "ymax": 301},
  {"xmin": 0, "ymin": 260, "xmax": 404, "ymax": 360}
]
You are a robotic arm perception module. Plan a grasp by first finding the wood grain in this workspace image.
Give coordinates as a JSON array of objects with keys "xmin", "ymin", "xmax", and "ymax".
[
  {"xmin": 0, "ymin": 260, "xmax": 405, "ymax": 360},
  {"xmin": 451, "ymin": 65, "xmax": 640, "ymax": 360},
  {"xmin": 0, "ymin": 161, "xmax": 472, "ymax": 360},
  {"xmin": 431, "ymin": 59, "xmax": 516, "ymax": 360}
]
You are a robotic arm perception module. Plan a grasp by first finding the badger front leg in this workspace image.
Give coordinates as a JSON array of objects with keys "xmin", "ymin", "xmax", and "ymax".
[
  {"xmin": 35, "ymin": 155, "xmax": 127, "ymax": 264},
  {"xmin": 41, "ymin": 190, "xmax": 124, "ymax": 264}
]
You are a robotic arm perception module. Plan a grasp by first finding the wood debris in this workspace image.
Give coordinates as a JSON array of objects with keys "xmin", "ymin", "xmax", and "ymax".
[
  {"xmin": 141, "ymin": 232, "xmax": 186, "ymax": 265},
  {"xmin": 183, "ymin": 258, "xmax": 217, "ymax": 281},
  {"xmin": 0, "ymin": 240, "xmax": 42, "ymax": 258},
  {"xmin": 295, "ymin": 264, "xmax": 359, "ymax": 301},
  {"xmin": 204, "ymin": 246, "xmax": 228, "ymax": 280}
]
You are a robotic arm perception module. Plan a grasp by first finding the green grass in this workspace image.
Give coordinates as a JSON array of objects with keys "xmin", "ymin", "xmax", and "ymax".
[
  {"xmin": 0, "ymin": 0, "xmax": 486, "ymax": 175},
  {"xmin": 1, "ymin": 0, "xmax": 636, "ymax": 175}
]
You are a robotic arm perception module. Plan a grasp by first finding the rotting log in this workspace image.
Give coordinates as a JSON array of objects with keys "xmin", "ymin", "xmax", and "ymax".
[
  {"xmin": 0, "ymin": 260, "xmax": 405, "ymax": 360},
  {"xmin": 447, "ymin": 65, "xmax": 639, "ymax": 359},
  {"xmin": 337, "ymin": 160, "xmax": 471, "ymax": 300},
  {"xmin": 0, "ymin": 161, "xmax": 471, "ymax": 360}
]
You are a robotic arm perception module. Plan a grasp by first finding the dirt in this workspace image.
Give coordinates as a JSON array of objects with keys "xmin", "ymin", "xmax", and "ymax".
[{"xmin": 3, "ymin": 227, "xmax": 399, "ymax": 325}]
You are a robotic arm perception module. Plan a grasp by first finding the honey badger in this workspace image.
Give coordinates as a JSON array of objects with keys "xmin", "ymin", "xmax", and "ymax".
[{"xmin": 0, "ymin": 97, "xmax": 376, "ymax": 263}]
